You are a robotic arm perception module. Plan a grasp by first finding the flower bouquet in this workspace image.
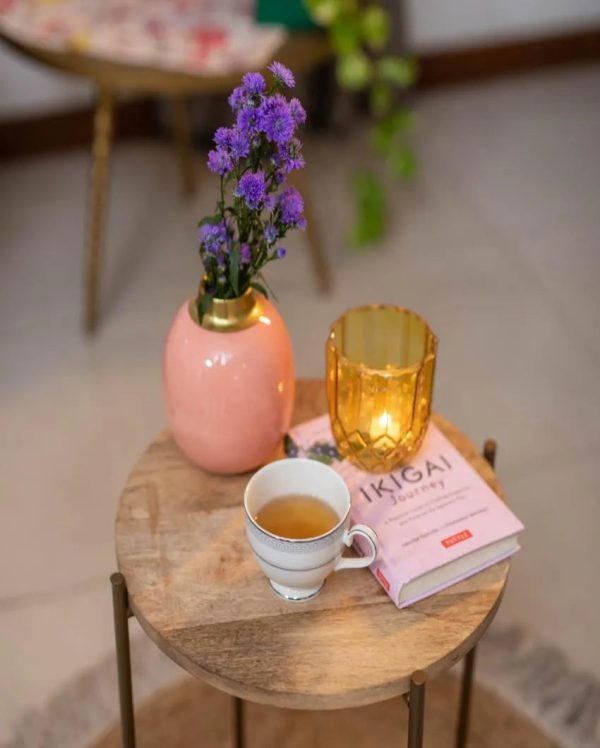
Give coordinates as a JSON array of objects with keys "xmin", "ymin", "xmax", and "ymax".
[{"xmin": 197, "ymin": 61, "xmax": 307, "ymax": 317}]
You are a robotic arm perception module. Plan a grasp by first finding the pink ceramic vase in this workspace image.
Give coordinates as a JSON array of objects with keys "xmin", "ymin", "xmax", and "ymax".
[{"xmin": 163, "ymin": 289, "xmax": 295, "ymax": 474}]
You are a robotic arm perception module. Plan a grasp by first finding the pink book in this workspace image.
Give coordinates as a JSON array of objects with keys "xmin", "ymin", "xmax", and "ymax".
[{"xmin": 286, "ymin": 415, "xmax": 523, "ymax": 608}]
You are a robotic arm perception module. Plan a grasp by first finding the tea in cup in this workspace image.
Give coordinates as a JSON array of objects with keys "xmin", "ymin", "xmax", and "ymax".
[{"xmin": 244, "ymin": 458, "xmax": 378, "ymax": 601}]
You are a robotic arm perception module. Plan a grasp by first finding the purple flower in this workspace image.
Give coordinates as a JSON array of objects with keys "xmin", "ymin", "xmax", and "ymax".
[
  {"xmin": 242, "ymin": 72, "xmax": 266, "ymax": 95},
  {"xmin": 240, "ymin": 243, "xmax": 252, "ymax": 265},
  {"xmin": 214, "ymin": 127, "xmax": 232, "ymax": 149},
  {"xmin": 229, "ymin": 128, "xmax": 251, "ymax": 160},
  {"xmin": 234, "ymin": 171, "xmax": 266, "ymax": 210},
  {"xmin": 264, "ymin": 194, "xmax": 277, "ymax": 211},
  {"xmin": 278, "ymin": 187, "xmax": 304, "ymax": 226},
  {"xmin": 277, "ymin": 246, "xmax": 287, "ymax": 258},
  {"xmin": 273, "ymin": 138, "xmax": 304, "ymax": 173},
  {"xmin": 237, "ymin": 106, "xmax": 261, "ymax": 135},
  {"xmin": 264, "ymin": 223, "xmax": 278, "ymax": 245},
  {"xmin": 228, "ymin": 86, "xmax": 247, "ymax": 112},
  {"xmin": 207, "ymin": 147, "xmax": 233, "ymax": 176},
  {"xmin": 289, "ymin": 98, "xmax": 306, "ymax": 125},
  {"xmin": 269, "ymin": 61, "xmax": 295, "ymax": 88},
  {"xmin": 199, "ymin": 221, "xmax": 228, "ymax": 255},
  {"xmin": 214, "ymin": 126, "xmax": 250, "ymax": 160},
  {"xmin": 258, "ymin": 94, "xmax": 295, "ymax": 146}
]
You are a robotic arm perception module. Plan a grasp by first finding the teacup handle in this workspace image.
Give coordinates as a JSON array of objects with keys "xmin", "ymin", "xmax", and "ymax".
[{"xmin": 334, "ymin": 524, "xmax": 379, "ymax": 572}]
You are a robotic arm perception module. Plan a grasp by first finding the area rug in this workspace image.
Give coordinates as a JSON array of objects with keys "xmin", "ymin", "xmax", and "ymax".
[
  {"xmin": 5, "ymin": 624, "xmax": 600, "ymax": 748},
  {"xmin": 89, "ymin": 670, "xmax": 556, "ymax": 748}
]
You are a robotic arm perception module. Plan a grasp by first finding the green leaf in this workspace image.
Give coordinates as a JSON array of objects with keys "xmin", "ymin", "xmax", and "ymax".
[
  {"xmin": 258, "ymin": 272, "xmax": 279, "ymax": 302},
  {"xmin": 197, "ymin": 214, "xmax": 222, "ymax": 227},
  {"xmin": 369, "ymin": 108, "xmax": 415, "ymax": 156},
  {"xmin": 198, "ymin": 291, "xmax": 213, "ymax": 322},
  {"xmin": 369, "ymin": 81, "xmax": 392, "ymax": 118},
  {"xmin": 229, "ymin": 246, "xmax": 240, "ymax": 297},
  {"xmin": 369, "ymin": 119, "xmax": 394, "ymax": 157},
  {"xmin": 348, "ymin": 169, "xmax": 387, "ymax": 247},
  {"xmin": 389, "ymin": 107, "xmax": 415, "ymax": 133},
  {"xmin": 303, "ymin": 0, "xmax": 342, "ymax": 25},
  {"xmin": 377, "ymin": 56, "xmax": 417, "ymax": 87},
  {"xmin": 250, "ymin": 281, "xmax": 269, "ymax": 299},
  {"xmin": 361, "ymin": 6, "xmax": 390, "ymax": 51},
  {"xmin": 336, "ymin": 51, "xmax": 372, "ymax": 90},
  {"xmin": 390, "ymin": 147, "xmax": 417, "ymax": 180},
  {"xmin": 330, "ymin": 16, "xmax": 361, "ymax": 55}
]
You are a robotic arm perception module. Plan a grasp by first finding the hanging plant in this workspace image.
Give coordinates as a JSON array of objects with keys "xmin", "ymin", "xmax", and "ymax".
[{"xmin": 304, "ymin": 0, "xmax": 417, "ymax": 247}]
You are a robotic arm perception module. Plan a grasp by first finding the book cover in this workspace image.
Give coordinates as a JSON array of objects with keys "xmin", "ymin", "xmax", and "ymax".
[{"xmin": 285, "ymin": 415, "xmax": 524, "ymax": 608}]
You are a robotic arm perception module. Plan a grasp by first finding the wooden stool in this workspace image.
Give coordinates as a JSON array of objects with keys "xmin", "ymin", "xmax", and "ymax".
[{"xmin": 113, "ymin": 379, "xmax": 509, "ymax": 748}]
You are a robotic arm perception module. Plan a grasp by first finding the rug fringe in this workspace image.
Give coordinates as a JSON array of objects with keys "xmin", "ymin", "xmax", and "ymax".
[{"xmin": 477, "ymin": 624, "xmax": 600, "ymax": 748}]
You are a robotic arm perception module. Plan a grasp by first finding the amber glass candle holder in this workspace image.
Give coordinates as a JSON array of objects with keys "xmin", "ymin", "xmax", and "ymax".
[{"xmin": 326, "ymin": 305, "xmax": 438, "ymax": 473}]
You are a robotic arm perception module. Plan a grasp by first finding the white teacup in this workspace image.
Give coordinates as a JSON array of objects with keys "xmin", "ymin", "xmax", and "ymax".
[{"xmin": 244, "ymin": 458, "xmax": 378, "ymax": 601}]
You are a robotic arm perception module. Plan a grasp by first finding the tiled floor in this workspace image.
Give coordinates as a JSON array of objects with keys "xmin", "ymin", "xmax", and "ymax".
[{"xmin": 1, "ymin": 63, "xmax": 599, "ymax": 743}]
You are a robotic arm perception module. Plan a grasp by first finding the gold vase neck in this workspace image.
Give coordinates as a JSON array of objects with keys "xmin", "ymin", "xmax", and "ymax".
[{"xmin": 189, "ymin": 287, "xmax": 264, "ymax": 332}]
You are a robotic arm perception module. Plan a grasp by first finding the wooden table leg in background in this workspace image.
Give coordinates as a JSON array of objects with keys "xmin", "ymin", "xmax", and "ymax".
[
  {"xmin": 169, "ymin": 96, "xmax": 197, "ymax": 198},
  {"xmin": 84, "ymin": 87, "xmax": 114, "ymax": 334}
]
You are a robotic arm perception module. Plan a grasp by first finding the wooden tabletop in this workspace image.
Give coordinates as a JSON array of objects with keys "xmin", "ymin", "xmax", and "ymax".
[{"xmin": 116, "ymin": 379, "xmax": 510, "ymax": 710}]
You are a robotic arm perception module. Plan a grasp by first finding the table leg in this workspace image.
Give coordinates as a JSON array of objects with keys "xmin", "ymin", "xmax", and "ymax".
[
  {"xmin": 407, "ymin": 671, "xmax": 426, "ymax": 748},
  {"xmin": 111, "ymin": 573, "xmax": 136, "ymax": 748},
  {"xmin": 233, "ymin": 696, "xmax": 245, "ymax": 748},
  {"xmin": 85, "ymin": 87, "xmax": 114, "ymax": 333},
  {"xmin": 454, "ymin": 439, "xmax": 496, "ymax": 748},
  {"xmin": 169, "ymin": 96, "xmax": 197, "ymax": 197},
  {"xmin": 455, "ymin": 646, "xmax": 476, "ymax": 748}
]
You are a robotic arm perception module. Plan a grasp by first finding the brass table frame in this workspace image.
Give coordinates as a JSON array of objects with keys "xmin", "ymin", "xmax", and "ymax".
[
  {"xmin": 110, "ymin": 439, "xmax": 497, "ymax": 748},
  {"xmin": 0, "ymin": 32, "xmax": 333, "ymax": 332}
]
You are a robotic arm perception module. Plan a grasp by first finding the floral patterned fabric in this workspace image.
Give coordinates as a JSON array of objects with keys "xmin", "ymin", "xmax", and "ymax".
[{"xmin": 0, "ymin": 0, "xmax": 286, "ymax": 75}]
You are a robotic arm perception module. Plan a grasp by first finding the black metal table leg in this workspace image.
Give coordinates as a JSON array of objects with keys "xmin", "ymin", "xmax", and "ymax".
[
  {"xmin": 233, "ymin": 696, "xmax": 245, "ymax": 748},
  {"xmin": 454, "ymin": 439, "xmax": 497, "ymax": 748},
  {"xmin": 407, "ymin": 671, "xmax": 426, "ymax": 748},
  {"xmin": 111, "ymin": 572, "xmax": 136, "ymax": 748},
  {"xmin": 455, "ymin": 646, "xmax": 476, "ymax": 748}
]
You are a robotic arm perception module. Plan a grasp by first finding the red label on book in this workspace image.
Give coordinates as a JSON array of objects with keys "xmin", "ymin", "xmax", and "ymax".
[
  {"xmin": 376, "ymin": 567, "xmax": 390, "ymax": 592},
  {"xmin": 441, "ymin": 529, "xmax": 473, "ymax": 548}
]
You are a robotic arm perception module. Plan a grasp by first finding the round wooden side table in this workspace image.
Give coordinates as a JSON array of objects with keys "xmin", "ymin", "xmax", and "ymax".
[{"xmin": 113, "ymin": 379, "xmax": 510, "ymax": 748}]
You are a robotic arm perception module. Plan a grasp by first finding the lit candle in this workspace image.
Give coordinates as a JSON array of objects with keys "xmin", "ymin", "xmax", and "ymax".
[{"xmin": 371, "ymin": 409, "xmax": 401, "ymax": 441}]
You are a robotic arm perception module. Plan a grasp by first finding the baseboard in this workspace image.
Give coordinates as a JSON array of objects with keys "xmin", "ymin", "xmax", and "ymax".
[
  {"xmin": 417, "ymin": 27, "xmax": 600, "ymax": 88},
  {"xmin": 0, "ymin": 27, "xmax": 599, "ymax": 159},
  {"xmin": 0, "ymin": 98, "xmax": 160, "ymax": 160}
]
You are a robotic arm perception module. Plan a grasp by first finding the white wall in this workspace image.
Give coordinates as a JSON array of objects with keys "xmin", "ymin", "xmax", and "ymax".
[
  {"xmin": 1, "ymin": 1, "xmax": 600, "ymax": 120},
  {"xmin": 406, "ymin": 0, "xmax": 600, "ymax": 51}
]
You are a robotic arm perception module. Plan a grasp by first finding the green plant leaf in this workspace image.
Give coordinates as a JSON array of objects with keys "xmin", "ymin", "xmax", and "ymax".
[
  {"xmin": 389, "ymin": 107, "xmax": 415, "ymax": 133},
  {"xmin": 361, "ymin": 6, "xmax": 390, "ymax": 51},
  {"xmin": 369, "ymin": 81, "xmax": 392, "ymax": 118},
  {"xmin": 369, "ymin": 108, "xmax": 415, "ymax": 156},
  {"xmin": 303, "ymin": 0, "xmax": 342, "ymax": 25},
  {"xmin": 369, "ymin": 118, "xmax": 394, "ymax": 156},
  {"xmin": 349, "ymin": 168, "xmax": 387, "ymax": 247},
  {"xmin": 336, "ymin": 51, "xmax": 372, "ymax": 90},
  {"xmin": 197, "ymin": 214, "xmax": 222, "ymax": 227},
  {"xmin": 390, "ymin": 147, "xmax": 417, "ymax": 180},
  {"xmin": 378, "ymin": 56, "xmax": 417, "ymax": 87},
  {"xmin": 330, "ymin": 16, "xmax": 360, "ymax": 55},
  {"xmin": 198, "ymin": 291, "xmax": 213, "ymax": 322},
  {"xmin": 229, "ymin": 246, "xmax": 240, "ymax": 297},
  {"xmin": 250, "ymin": 281, "xmax": 269, "ymax": 299}
]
